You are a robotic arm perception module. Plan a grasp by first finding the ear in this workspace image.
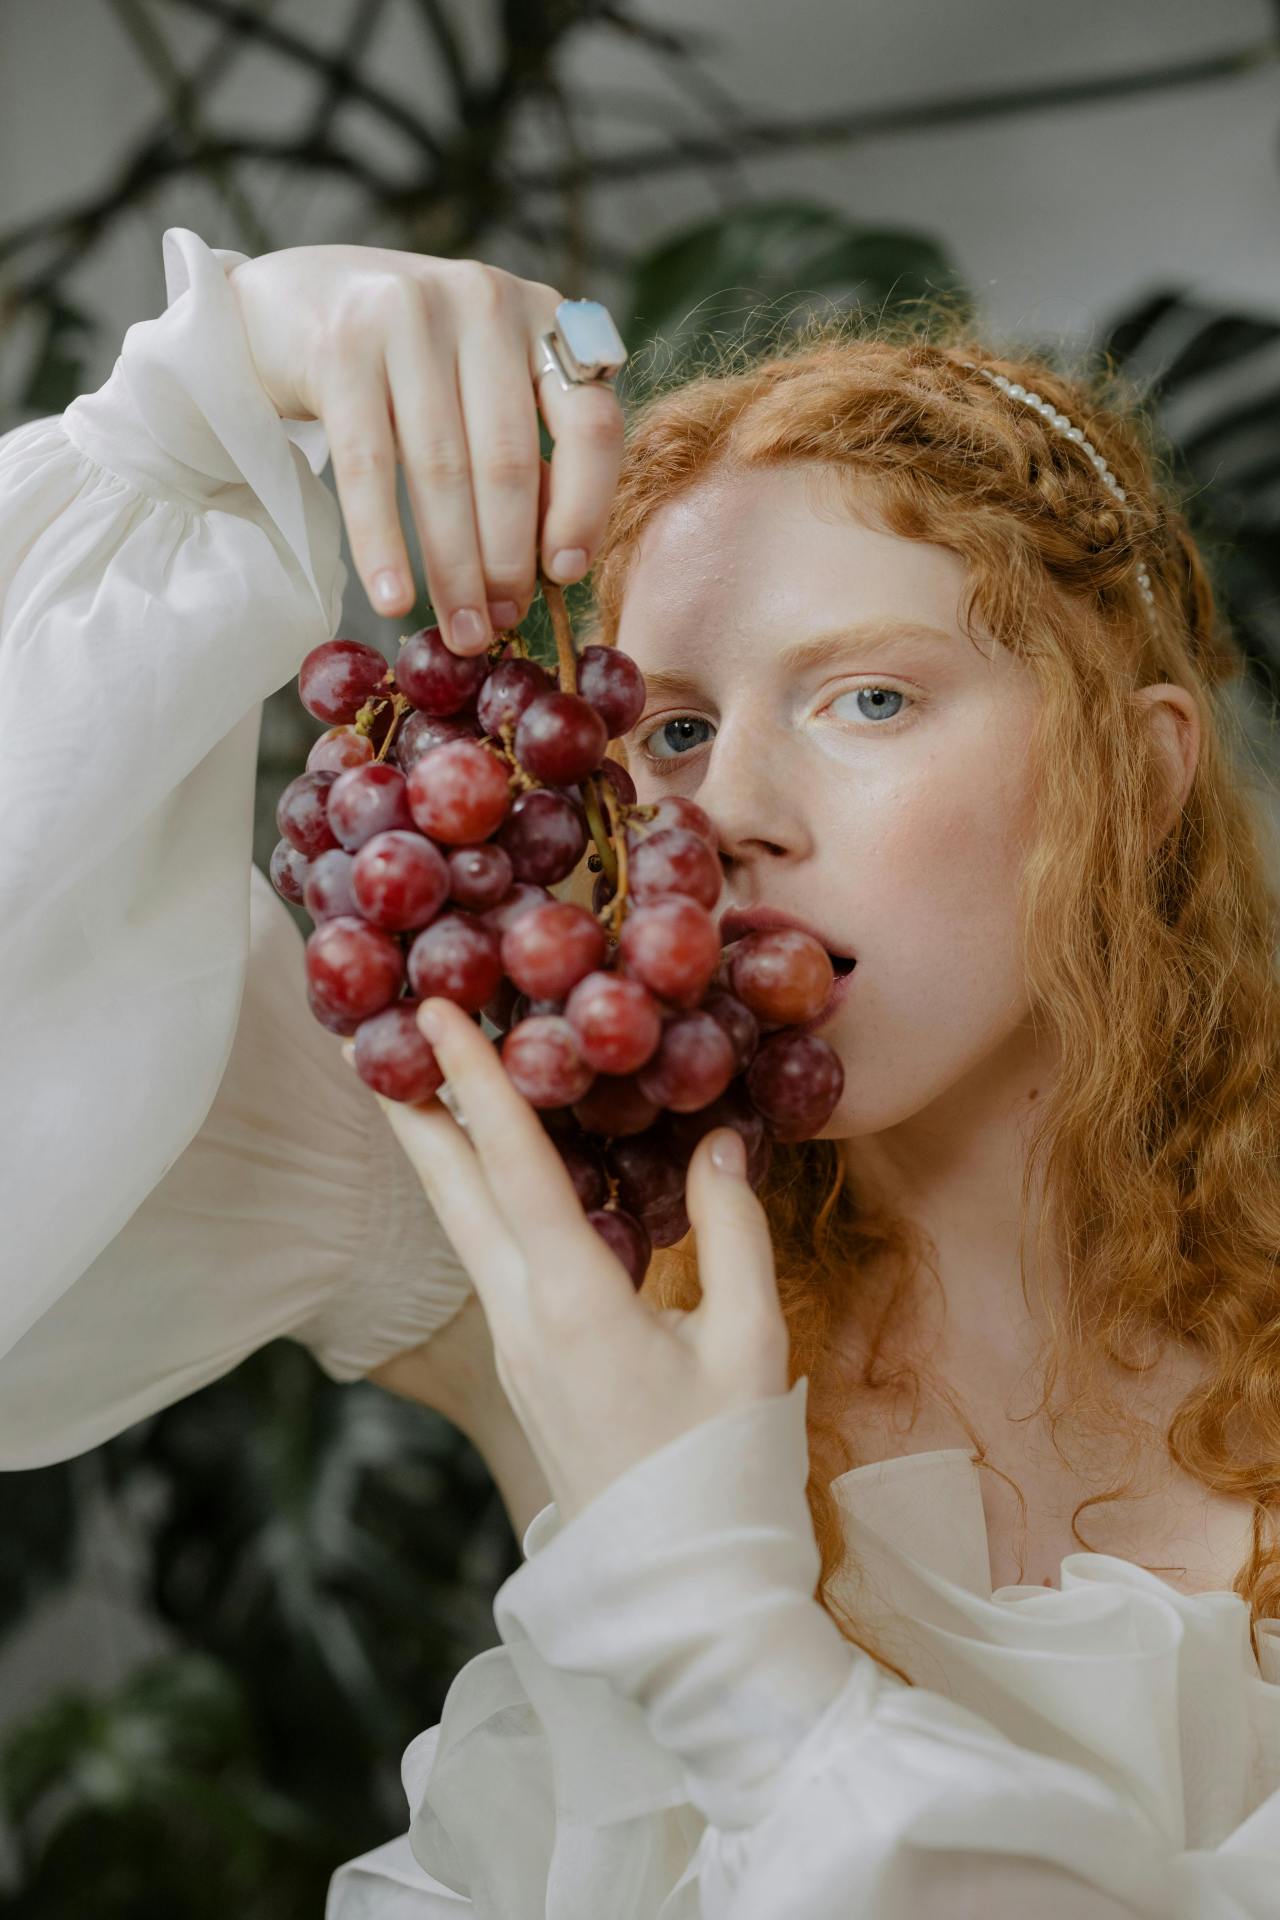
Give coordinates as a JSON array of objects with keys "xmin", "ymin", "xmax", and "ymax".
[{"xmin": 1130, "ymin": 683, "xmax": 1200, "ymax": 846}]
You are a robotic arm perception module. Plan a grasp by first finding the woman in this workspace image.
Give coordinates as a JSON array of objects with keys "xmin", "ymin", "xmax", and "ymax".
[{"xmin": 0, "ymin": 230, "xmax": 1276, "ymax": 1917}]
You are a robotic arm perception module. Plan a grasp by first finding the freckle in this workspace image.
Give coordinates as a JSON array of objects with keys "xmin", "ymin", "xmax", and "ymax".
[{"xmin": 1028, "ymin": 1088, "xmax": 1038, "ymax": 1101}]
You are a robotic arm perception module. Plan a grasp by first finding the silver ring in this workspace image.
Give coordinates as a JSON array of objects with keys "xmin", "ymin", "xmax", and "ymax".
[{"xmin": 536, "ymin": 297, "xmax": 628, "ymax": 394}]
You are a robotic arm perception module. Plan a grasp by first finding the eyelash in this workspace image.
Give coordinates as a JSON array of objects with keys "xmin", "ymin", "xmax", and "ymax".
[{"xmin": 635, "ymin": 682, "xmax": 918, "ymax": 775}]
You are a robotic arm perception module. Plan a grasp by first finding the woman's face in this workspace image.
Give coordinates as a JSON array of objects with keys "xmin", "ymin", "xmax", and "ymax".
[{"xmin": 614, "ymin": 462, "xmax": 1053, "ymax": 1143}]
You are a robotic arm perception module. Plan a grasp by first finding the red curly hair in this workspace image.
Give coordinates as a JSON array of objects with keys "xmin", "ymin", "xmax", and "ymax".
[{"xmin": 582, "ymin": 303, "xmax": 1280, "ymax": 1684}]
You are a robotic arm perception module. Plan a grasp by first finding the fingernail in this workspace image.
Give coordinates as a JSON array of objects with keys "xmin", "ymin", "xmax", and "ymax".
[
  {"xmin": 416, "ymin": 1000, "xmax": 444, "ymax": 1043},
  {"xmin": 373, "ymin": 570, "xmax": 403, "ymax": 610},
  {"xmin": 548, "ymin": 547, "xmax": 588, "ymax": 583},
  {"xmin": 487, "ymin": 599, "xmax": 520, "ymax": 628},
  {"xmin": 709, "ymin": 1129, "xmax": 746, "ymax": 1176},
  {"xmin": 340, "ymin": 1041, "xmax": 356, "ymax": 1067},
  {"xmin": 450, "ymin": 607, "xmax": 489, "ymax": 652}
]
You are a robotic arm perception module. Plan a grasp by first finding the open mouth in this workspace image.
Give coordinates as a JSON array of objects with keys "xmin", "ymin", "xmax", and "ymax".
[{"xmin": 829, "ymin": 952, "xmax": 857, "ymax": 976}]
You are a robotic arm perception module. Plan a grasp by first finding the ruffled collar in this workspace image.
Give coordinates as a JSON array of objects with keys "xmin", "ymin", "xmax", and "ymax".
[{"xmin": 406, "ymin": 1424, "xmax": 1280, "ymax": 1913}]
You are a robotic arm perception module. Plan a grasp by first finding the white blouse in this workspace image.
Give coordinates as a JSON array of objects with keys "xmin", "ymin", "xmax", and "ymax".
[
  {"xmin": 331, "ymin": 1376, "xmax": 1280, "ymax": 1919},
  {"xmin": 3, "ymin": 228, "xmax": 1278, "ymax": 1919},
  {"xmin": 0, "ymin": 225, "xmax": 473, "ymax": 1465}
]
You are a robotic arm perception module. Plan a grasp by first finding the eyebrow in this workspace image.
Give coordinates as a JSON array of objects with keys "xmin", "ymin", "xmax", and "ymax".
[{"xmin": 633, "ymin": 618, "xmax": 954, "ymax": 705}]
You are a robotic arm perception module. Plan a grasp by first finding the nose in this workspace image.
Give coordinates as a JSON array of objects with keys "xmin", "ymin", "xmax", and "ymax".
[{"xmin": 693, "ymin": 713, "xmax": 815, "ymax": 874}]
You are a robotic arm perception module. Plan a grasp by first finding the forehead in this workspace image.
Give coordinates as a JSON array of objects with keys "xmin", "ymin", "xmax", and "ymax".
[{"xmin": 613, "ymin": 463, "xmax": 975, "ymax": 673}]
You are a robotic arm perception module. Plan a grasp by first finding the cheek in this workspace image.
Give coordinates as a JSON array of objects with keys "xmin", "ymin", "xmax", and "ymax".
[{"xmin": 815, "ymin": 738, "xmax": 1036, "ymax": 1122}]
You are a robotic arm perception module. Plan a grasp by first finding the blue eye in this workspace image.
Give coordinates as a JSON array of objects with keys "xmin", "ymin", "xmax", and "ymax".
[
  {"xmin": 829, "ymin": 686, "xmax": 909, "ymax": 723},
  {"xmin": 643, "ymin": 717, "xmax": 716, "ymax": 761},
  {"xmin": 637, "ymin": 683, "xmax": 917, "ymax": 771}
]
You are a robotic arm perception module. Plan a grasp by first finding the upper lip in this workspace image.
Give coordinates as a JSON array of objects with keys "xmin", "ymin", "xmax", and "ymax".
[{"xmin": 718, "ymin": 905, "xmax": 854, "ymax": 958}]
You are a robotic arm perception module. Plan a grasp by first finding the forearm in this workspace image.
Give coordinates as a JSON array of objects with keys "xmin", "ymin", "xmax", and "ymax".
[{"xmin": 467, "ymin": 1405, "xmax": 554, "ymax": 1544}]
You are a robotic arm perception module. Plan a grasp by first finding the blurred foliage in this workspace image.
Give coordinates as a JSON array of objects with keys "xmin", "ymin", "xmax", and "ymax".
[{"xmin": 2, "ymin": 2, "xmax": 1280, "ymax": 1913}]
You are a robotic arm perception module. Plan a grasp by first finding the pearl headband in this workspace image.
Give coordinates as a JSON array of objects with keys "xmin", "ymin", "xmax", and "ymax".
[{"xmin": 960, "ymin": 360, "xmax": 1158, "ymax": 631}]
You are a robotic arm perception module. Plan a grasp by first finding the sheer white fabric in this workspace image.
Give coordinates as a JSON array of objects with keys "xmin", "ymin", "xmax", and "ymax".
[
  {"xmin": 331, "ymin": 1375, "xmax": 1280, "ymax": 1920},
  {"xmin": 0, "ymin": 226, "xmax": 474, "ymax": 1467}
]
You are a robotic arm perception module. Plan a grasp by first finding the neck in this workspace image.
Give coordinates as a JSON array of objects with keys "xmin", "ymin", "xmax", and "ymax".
[{"xmin": 835, "ymin": 1030, "xmax": 1066, "ymax": 1380}]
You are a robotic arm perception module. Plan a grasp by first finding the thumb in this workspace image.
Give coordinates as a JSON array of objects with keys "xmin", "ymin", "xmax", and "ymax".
[{"xmin": 684, "ymin": 1128, "xmax": 784, "ymax": 1357}]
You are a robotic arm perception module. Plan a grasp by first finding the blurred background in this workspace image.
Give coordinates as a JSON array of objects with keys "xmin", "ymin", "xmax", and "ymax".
[{"xmin": 1, "ymin": 1, "xmax": 1279, "ymax": 1912}]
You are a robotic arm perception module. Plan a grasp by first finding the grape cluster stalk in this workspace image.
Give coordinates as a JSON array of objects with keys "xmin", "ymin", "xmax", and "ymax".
[{"xmin": 270, "ymin": 580, "xmax": 845, "ymax": 1288}]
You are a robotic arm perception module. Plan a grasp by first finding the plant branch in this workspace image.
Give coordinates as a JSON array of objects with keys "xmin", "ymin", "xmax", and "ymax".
[
  {"xmin": 106, "ymin": 0, "xmax": 276, "ymax": 254},
  {"xmin": 506, "ymin": 36, "xmax": 1280, "ymax": 192},
  {"xmin": 156, "ymin": 0, "xmax": 445, "ymax": 161}
]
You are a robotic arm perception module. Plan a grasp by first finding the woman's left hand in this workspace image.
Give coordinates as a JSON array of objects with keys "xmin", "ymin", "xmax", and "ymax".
[{"xmin": 355, "ymin": 996, "xmax": 790, "ymax": 1527}]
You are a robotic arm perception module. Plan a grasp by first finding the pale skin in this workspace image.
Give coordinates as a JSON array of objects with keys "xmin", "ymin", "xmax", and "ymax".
[{"xmin": 226, "ymin": 243, "xmax": 1201, "ymax": 1548}]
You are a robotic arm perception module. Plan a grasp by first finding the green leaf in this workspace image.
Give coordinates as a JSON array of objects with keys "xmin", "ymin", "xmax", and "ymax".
[{"xmin": 621, "ymin": 199, "xmax": 970, "ymax": 368}]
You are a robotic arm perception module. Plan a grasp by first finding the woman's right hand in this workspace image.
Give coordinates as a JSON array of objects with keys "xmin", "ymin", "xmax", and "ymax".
[{"xmin": 228, "ymin": 245, "xmax": 625, "ymax": 655}]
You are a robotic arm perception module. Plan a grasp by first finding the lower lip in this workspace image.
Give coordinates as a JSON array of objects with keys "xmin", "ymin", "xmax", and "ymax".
[{"xmin": 800, "ymin": 961, "xmax": 857, "ymax": 1032}]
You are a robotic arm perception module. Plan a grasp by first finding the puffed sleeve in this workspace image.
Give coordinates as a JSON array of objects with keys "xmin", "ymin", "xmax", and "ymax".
[
  {"xmin": 475, "ymin": 1376, "xmax": 1280, "ymax": 1920},
  {"xmin": 0, "ymin": 226, "xmax": 474, "ymax": 1466}
]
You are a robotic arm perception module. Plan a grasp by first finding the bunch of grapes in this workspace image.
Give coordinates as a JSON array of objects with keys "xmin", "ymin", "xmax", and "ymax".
[{"xmin": 269, "ymin": 583, "xmax": 845, "ymax": 1288}]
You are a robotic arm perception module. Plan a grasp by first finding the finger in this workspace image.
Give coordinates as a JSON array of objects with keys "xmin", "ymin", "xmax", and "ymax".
[
  {"xmin": 684, "ymin": 1130, "xmax": 785, "ymax": 1356},
  {"xmin": 529, "ymin": 322, "xmax": 626, "ymax": 586},
  {"xmin": 367, "ymin": 1080, "xmax": 519, "ymax": 1285},
  {"xmin": 382, "ymin": 279, "xmax": 493, "ymax": 656},
  {"xmin": 455, "ymin": 274, "xmax": 543, "ymax": 626},
  {"xmin": 416, "ymin": 998, "xmax": 594, "ymax": 1247},
  {"xmin": 318, "ymin": 350, "xmax": 416, "ymax": 619}
]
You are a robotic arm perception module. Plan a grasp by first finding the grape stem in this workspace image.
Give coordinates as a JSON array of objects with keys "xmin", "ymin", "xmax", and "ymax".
[
  {"xmin": 539, "ymin": 575, "xmax": 577, "ymax": 694},
  {"xmin": 581, "ymin": 772, "xmax": 619, "ymax": 893},
  {"xmin": 600, "ymin": 778, "xmax": 630, "ymax": 939}
]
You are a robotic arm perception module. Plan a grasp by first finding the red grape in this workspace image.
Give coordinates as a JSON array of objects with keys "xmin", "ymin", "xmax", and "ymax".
[
  {"xmin": 701, "ymin": 989, "xmax": 759, "ymax": 1072},
  {"xmin": 395, "ymin": 625, "xmax": 489, "ymax": 714},
  {"xmin": 481, "ymin": 881, "xmax": 553, "ymax": 938},
  {"xmin": 644, "ymin": 1195, "xmax": 691, "ymax": 1248},
  {"xmin": 482, "ymin": 975, "xmax": 522, "ymax": 1033},
  {"xmin": 299, "ymin": 639, "xmax": 389, "ymax": 724},
  {"xmin": 495, "ymin": 789, "xmax": 586, "ymax": 886},
  {"xmin": 577, "ymin": 645, "xmax": 646, "ymax": 737},
  {"xmin": 619, "ymin": 895, "xmax": 720, "ymax": 1007},
  {"xmin": 596, "ymin": 757, "xmax": 637, "ymax": 806},
  {"xmin": 563, "ymin": 971, "xmax": 662, "ymax": 1075},
  {"xmin": 551, "ymin": 1132, "xmax": 607, "ymax": 1211},
  {"xmin": 586, "ymin": 1207, "xmax": 651, "ymax": 1288},
  {"xmin": 306, "ymin": 915, "xmax": 405, "ymax": 1021},
  {"xmin": 327, "ymin": 763, "xmax": 414, "ymax": 852},
  {"xmin": 729, "ymin": 928, "xmax": 834, "ymax": 1024},
  {"xmin": 606, "ymin": 1127, "xmax": 684, "ymax": 1219},
  {"xmin": 353, "ymin": 1004, "xmax": 444, "ymax": 1104},
  {"xmin": 277, "ymin": 771, "xmax": 340, "ymax": 858},
  {"xmin": 304, "ymin": 848, "xmax": 360, "ymax": 922},
  {"xmin": 352, "ymin": 831, "xmax": 450, "ymax": 931},
  {"xmin": 394, "ymin": 709, "xmax": 479, "ymax": 774},
  {"xmin": 476, "ymin": 658, "xmax": 552, "ymax": 735},
  {"xmin": 571, "ymin": 1072, "xmax": 659, "ymax": 1138},
  {"xmin": 501, "ymin": 901, "xmax": 606, "ymax": 1001},
  {"xmin": 634, "ymin": 795, "xmax": 716, "ymax": 846},
  {"xmin": 746, "ymin": 1030, "xmax": 845, "ymax": 1140},
  {"xmin": 514, "ymin": 691, "xmax": 608, "ymax": 785},
  {"xmin": 406, "ymin": 739, "xmax": 511, "ymax": 844},
  {"xmin": 501, "ymin": 1015, "xmax": 594, "ymax": 1108},
  {"xmin": 629, "ymin": 827, "xmax": 722, "ymax": 910},
  {"xmin": 269, "ymin": 838, "xmax": 310, "ymax": 904},
  {"xmin": 636, "ymin": 1009, "xmax": 735, "ymax": 1112},
  {"xmin": 307, "ymin": 983, "xmax": 361, "ymax": 1036},
  {"xmin": 407, "ymin": 911, "xmax": 503, "ymax": 1012},
  {"xmin": 307, "ymin": 726, "xmax": 375, "ymax": 776},
  {"xmin": 447, "ymin": 842, "xmax": 513, "ymax": 910},
  {"xmin": 667, "ymin": 1083, "xmax": 768, "ymax": 1179}
]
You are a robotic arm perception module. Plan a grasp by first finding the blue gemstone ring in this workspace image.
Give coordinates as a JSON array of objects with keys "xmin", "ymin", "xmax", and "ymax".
[{"xmin": 536, "ymin": 298, "xmax": 628, "ymax": 392}]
